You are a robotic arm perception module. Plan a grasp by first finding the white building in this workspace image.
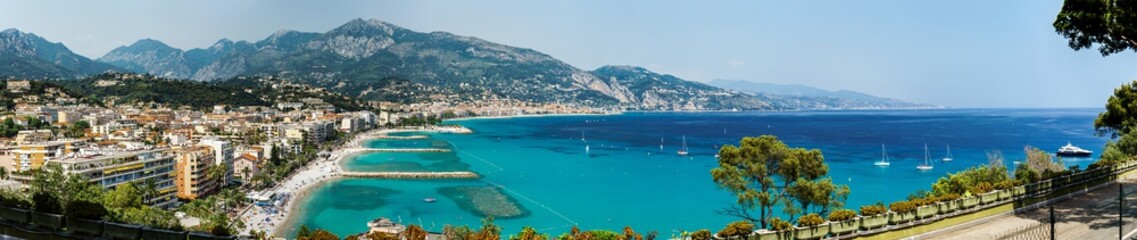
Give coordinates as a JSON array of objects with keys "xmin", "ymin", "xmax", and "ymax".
[{"xmin": 199, "ymin": 139, "xmax": 234, "ymax": 185}]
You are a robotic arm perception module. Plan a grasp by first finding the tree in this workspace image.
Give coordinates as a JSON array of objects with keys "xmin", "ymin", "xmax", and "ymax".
[
  {"xmin": 476, "ymin": 217, "xmax": 502, "ymax": 240},
  {"xmin": 1054, "ymin": 0, "xmax": 1137, "ymax": 56},
  {"xmin": 0, "ymin": 166, "xmax": 7, "ymax": 180},
  {"xmin": 297, "ymin": 225, "xmax": 313, "ymax": 238},
  {"xmin": 1093, "ymin": 81, "xmax": 1137, "ymax": 138},
  {"xmin": 711, "ymin": 135, "xmax": 849, "ymax": 227},
  {"xmin": 406, "ymin": 224, "xmax": 428, "ymax": 240},
  {"xmin": 138, "ymin": 178, "xmax": 160, "ymax": 205},
  {"xmin": 618, "ymin": 226, "xmax": 643, "ymax": 240},
  {"xmin": 207, "ymin": 163, "xmax": 228, "ymax": 189},
  {"xmin": 710, "ymin": 136, "xmax": 786, "ymax": 228},
  {"xmin": 24, "ymin": 116, "xmax": 43, "ymax": 130},
  {"xmin": 104, "ymin": 182, "xmax": 144, "ymax": 209},
  {"xmin": 510, "ymin": 226, "xmax": 548, "ymax": 240},
  {"xmin": 690, "ymin": 229, "xmax": 712, "ymax": 240},
  {"xmin": 66, "ymin": 120, "xmax": 90, "ymax": 138},
  {"xmin": 716, "ymin": 221, "xmax": 753, "ymax": 239}
]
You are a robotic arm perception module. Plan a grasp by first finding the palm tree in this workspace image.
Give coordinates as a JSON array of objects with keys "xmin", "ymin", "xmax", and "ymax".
[
  {"xmin": 207, "ymin": 163, "xmax": 228, "ymax": 189},
  {"xmin": 138, "ymin": 178, "xmax": 160, "ymax": 205},
  {"xmin": 241, "ymin": 168, "xmax": 251, "ymax": 186}
]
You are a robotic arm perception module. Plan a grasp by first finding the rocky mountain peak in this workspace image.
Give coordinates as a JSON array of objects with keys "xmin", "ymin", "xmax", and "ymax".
[{"xmin": 211, "ymin": 39, "xmax": 234, "ymax": 49}]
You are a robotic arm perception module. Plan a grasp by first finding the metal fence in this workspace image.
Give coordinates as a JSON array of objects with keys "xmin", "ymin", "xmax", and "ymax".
[{"xmin": 993, "ymin": 221, "xmax": 1050, "ymax": 240}]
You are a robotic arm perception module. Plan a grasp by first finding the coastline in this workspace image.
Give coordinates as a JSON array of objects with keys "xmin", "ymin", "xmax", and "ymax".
[
  {"xmin": 444, "ymin": 112, "xmax": 620, "ymax": 122},
  {"xmin": 265, "ymin": 127, "xmax": 477, "ymax": 238},
  {"xmin": 273, "ymin": 174, "xmax": 338, "ymax": 238}
]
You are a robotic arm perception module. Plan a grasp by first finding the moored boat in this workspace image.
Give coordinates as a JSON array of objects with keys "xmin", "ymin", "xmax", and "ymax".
[
  {"xmin": 917, "ymin": 144, "xmax": 933, "ymax": 171},
  {"xmin": 1056, "ymin": 142, "xmax": 1092, "ymax": 157},
  {"xmin": 874, "ymin": 144, "xmax": 891, "ymax": 167}
]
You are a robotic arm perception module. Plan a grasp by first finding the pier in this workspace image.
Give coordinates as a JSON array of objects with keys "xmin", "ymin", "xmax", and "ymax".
[
  {"xmin": 341, "ymin": 171, "xmax": 480, "ymax": 179},
  {"xmin": 360, "ymin": 148, "xmax": 451, "ymax": 152},
  {"xmin": 376, "ymin": 135, "xmax": 429, "ymax": 140}
]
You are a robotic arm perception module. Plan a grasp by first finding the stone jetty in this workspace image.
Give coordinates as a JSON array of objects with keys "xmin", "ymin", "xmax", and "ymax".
[{"xmin": 341, "ymin": 171, "xmax": 480, "ymax": 179}]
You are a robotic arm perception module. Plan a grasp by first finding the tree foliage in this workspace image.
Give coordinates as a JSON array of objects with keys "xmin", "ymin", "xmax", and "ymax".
[
  {"xmin": 510, "ymin": 226, "xmax": 549, "ymax": 240},
  {"xmin": 1094, "ymin": 81, "xmax": 1137, "ymax": 138},
  {"xmin": 716, "ymin": 221, "xmax": 753, "ymax": 239},
  {"xmin": 1054, "ymin": 0, "xmax": 1137, "ymax": 56},
  {"xmin": 931, "ymin": 151, "xmax": 1011, "ymax": 196},
  {"xmin": 710, "ymin": 135, "xmax": 848, "ymax": 228},
  {"xmin": 405, "ymin": 224, "xmax": 428, "ymax": 240}
]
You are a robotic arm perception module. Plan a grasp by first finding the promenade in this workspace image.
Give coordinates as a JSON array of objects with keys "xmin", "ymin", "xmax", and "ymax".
[{"xmin": 926, "ymin": 174, "xmax": 1137, "ymax": 239}]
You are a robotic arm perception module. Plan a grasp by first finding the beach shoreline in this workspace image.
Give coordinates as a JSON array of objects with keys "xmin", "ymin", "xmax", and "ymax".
[{"xmin": 262, "ymin": 127, "xmax": 478, "ymax": 238}]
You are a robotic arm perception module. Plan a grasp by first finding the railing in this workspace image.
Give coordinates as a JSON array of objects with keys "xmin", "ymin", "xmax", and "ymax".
[
  {"xmin": 993, "ymin": 221, "xmax": 1049, "ymax": 240},
  {"xmin": 0, "ymin": 206, "xmax": 237, "ymax": 240},
  {"xmin": 743, "ymin": 160, "xmax": 1137, "ymax": 240}
]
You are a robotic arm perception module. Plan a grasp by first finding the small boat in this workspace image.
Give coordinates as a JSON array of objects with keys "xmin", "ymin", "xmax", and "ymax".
[
  {"xmin": 917, "ymin": 144, "xmax": 934, "ymax": 171},
  {"xmin": 874, "ymin": 144, "xmax": 890, "ymax": 167},
  {"xmin": 1056, "ymin": 142, "xmax": 1092, "ymax": 157},
  {"xmin": 677, "ymin": 135, "xmax": 689, "ymax": 156},
  {"xmin": 942, "ymin": 144, "xmax": 953, "ymax": 162},
  {"xmin": 423, "ymin": 198, "xmax": 436, "ymax": 203}
]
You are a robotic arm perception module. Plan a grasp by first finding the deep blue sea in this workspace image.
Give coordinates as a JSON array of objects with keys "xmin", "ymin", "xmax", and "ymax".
[{"xmin": 285, "ymin": 109, "xmax": 1107, "ymax": 237}]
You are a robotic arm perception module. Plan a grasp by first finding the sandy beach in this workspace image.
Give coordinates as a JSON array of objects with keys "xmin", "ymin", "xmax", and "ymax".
[{"xmin": 240, "ymin": 127, "xmax": 477, "ymax": 238}]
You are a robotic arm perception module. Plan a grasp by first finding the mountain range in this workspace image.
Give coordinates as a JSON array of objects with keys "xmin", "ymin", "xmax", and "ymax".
[
  {"xmin": 708, "ymin": 79, "xmax": 935, "ymax": 109},
  {"xmin": 0, "ymin": 29, "xmax": 121, "ymax": 79},
  {"xmin": 0, "ymin": 19, "xmax": 933, "ymax": 110}
]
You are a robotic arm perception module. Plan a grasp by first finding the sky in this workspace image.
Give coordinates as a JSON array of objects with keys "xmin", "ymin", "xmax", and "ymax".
[{"xmin": 3, "ymin": 0, "xmax": 1136, "ymax": 108}]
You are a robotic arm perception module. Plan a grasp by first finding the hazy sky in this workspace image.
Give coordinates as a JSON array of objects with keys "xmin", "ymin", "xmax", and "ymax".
[{"xmin": 3, "ymin": 1, "xmax": 1135, "ymax": 108}]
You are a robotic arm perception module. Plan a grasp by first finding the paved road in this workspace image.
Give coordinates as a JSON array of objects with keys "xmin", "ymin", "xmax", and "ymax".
[{"xmin": 928, "ymin": 178, "xmax": 1137, "ymax": 240}]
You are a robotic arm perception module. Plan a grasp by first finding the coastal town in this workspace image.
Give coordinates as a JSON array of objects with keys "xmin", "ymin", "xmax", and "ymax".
[
  {"xmin": 9, "ymin": 1, "xmax": 1137, "ymax": 240},
  {"xmin": 0, "ymin": 76, "xmax": 603, "ymax": 239}
]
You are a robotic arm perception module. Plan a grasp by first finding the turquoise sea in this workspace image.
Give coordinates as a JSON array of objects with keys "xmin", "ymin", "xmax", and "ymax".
[{"xmin": 285, "ymin": 109, "xmax": 1107, "ymax": 238}]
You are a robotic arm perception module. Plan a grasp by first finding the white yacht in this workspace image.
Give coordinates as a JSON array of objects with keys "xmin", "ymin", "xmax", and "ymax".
[{"xmin": 1056, "ymin": 142, "xmax": 1092, "ymax": 157}]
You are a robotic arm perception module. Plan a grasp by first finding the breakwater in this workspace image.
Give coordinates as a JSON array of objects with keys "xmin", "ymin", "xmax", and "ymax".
[
  {"xmin": 340, "ymin": 171, "xmax": 480, "ymax": 179},
  {"xmin": 357, "ymin": 148, "xmax": 451, "ymax": 153}
]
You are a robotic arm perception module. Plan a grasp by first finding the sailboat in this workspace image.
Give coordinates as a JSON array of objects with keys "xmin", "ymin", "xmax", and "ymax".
[
  {"xmin": 942, "ymin": 145, "xmax": 953, "ymax": 162},
  {"xmin": 917, "ymin": 144, "xmax": 934, "ymax": 171},
  {"xmin": 874, "ymin": 144, "xmax": 891, "ymax": 166},
  {"xmin": 581, "ymin": 131, "xmax": 586, "ymax": 142},
  {"xmin": 659, "ymin": 137, "xmax": 664, "ymax": 152},
  {"xmin": 677, "ymin": 136, "xmax": 689, "ymax": 156}
]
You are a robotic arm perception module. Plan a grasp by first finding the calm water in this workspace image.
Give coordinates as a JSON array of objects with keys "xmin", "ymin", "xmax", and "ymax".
[{"xmin": 286, "ymin": 109, "xmax": 1107, "ymax": 237}]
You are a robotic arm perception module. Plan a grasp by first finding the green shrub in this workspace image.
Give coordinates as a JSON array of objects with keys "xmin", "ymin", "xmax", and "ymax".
[
  {"xmin": 690, "ymin": 229, "xmax": 712, "ymax": 240},
  {"xmin": 994, "ymin": 180, "xmax": 1015, "ymax": 190},
  {"xmin": 0, "ymin": 191, "xmax": 31, "ymax": 209},
  {"xmin": 717, "ymin": 220, "xmax": 753, "ymax": 239},
  {"xmin": 935, "ymin": 193, "xmax": 960, "ymax": 202},
  {"xmin": 64, "ymin": 200, "xmax": 107, "ymax": 220},
  {"xmin": 859, "ymin": 203, "xmax": 887, "ymax": 216},
  {"xmin": 769, "ymin": 217, "xmax": 793, "ymax": 231},
  {"xmin": 587, "ymin": 230, "xmax": 619, "ymax": 240},
  {"xmin": 827, "ymin": 209, "xmax": 856, "ymax": 222},
  {"xmin": 797, "ymin": 214, "xmax": 824, "ymax": 227},
  {"xmin": 969, "ymin": 182, "xmax": 994, "ymax": 194},
  {"xmin": 889, "ymin": 200, "xmax": 916, "ymax": 213},
  {"xmin": 31, "ymin": 192, "xmax": 62, "ymax": 214}
]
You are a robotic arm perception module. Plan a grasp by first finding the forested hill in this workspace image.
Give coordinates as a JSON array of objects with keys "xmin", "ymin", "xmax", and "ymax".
[{"xmin": 51, "ymin": 73, "xmax": 370, "ymax": 111}]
